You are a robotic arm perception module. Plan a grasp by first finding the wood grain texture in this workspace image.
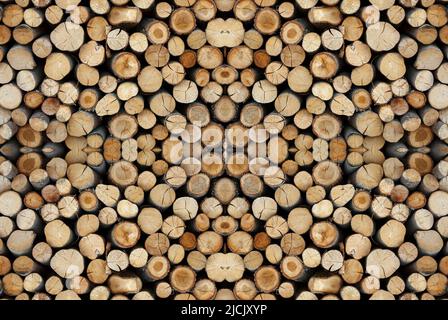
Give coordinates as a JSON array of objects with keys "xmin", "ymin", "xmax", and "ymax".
[{"xmin": 0, "ymin": 0, "xmax": 447, "ymax": 301}]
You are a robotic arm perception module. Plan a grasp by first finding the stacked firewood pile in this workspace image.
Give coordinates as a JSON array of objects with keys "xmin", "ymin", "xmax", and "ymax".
[{"xmin": 0, "ymin": 0, "xmax": 448, "ymax": 300}]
